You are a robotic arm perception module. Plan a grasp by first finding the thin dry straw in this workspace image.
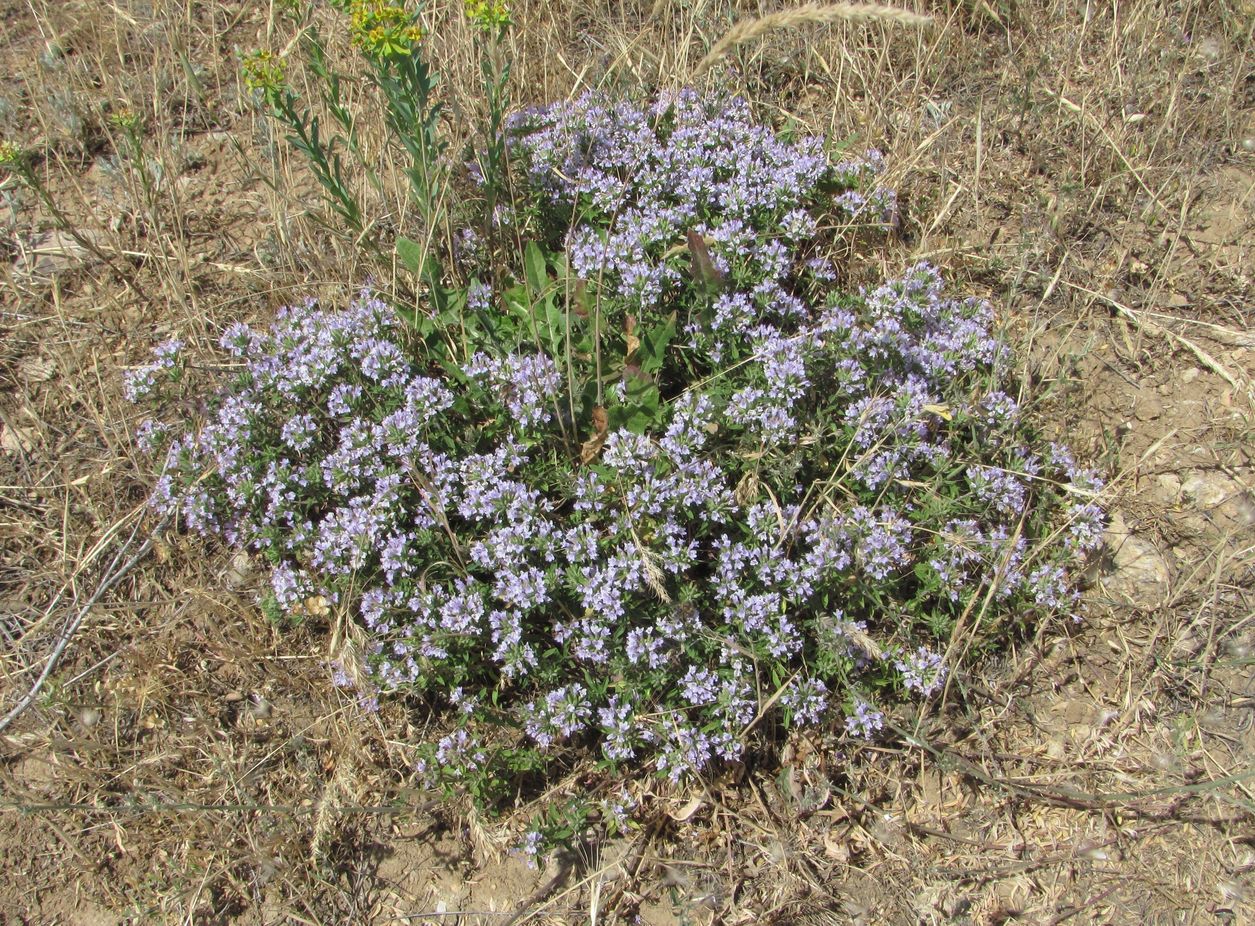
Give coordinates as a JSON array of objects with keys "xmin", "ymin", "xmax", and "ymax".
[
  {"xmin": 0, "ymin": 512, "xmax": 170, "ymax": 734},
  {"xmin": 692, "ymin": 2, "xmax": 934, "ymax": 77}
]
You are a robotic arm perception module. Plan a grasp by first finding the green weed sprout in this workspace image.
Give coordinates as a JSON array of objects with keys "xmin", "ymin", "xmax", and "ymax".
[
  {"xmin": 243, "ymin": 49, "xmax": 366, "ymax": 234},
  {"xmin": 464, "ymin": 0, "xmax": 512, "ymax": 268}
]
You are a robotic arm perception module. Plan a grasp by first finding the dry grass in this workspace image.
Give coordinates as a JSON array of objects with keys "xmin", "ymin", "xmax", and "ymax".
[
  {"xmin": 1, "ymin": 0, "xmax": 1253, "ymax": 922},
  {"xmin": 692, "ymin": 2, "xmax": 935, "ymax": 78}
]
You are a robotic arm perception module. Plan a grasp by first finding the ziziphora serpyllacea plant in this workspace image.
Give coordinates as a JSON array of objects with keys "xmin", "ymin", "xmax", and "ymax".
[{"xmin": 132, "ymin": 91, "xmax": 1105, "ymax": 853}]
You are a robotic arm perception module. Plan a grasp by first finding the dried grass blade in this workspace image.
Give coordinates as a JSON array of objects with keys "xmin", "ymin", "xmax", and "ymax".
[{"xmin": 692, "ymin": 2, "xmax": 934, "ymax": 77}]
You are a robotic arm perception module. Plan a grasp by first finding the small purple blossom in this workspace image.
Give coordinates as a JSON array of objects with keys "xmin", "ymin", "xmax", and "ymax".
[
  {"xmin": 895, "ymin": 647, "xmax": 947, "ymax": 697},
  {"xmin": 845, "ymin": 698, "xmax": 884, "ymax": 739},
  {"xmin": 124, "ymin": 338, "xmax": 184, "ymax": 401}
]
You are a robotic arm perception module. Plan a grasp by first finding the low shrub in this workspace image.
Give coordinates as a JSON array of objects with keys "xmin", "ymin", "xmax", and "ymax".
[{"xmin": 131, "ymin": 90, "xmax": 1104, "ymax": 846}]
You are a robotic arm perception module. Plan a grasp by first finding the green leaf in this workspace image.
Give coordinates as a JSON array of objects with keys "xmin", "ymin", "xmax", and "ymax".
[
  {"xmin": 523, "ymin": 240, "xmax": 548, "ymax": 296},
  {"xmin": 638, "ymin": 312, "xmax": 677, "ymax": 376},
  {"xmin": 396, "ymin": 235, "xmax": 426, "ymax": 275},
  {"xmin": 608, "ymin": 403, "xmax": 655, "ymax": 434}
]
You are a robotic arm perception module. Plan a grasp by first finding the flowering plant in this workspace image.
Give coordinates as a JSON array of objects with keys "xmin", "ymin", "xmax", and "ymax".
[{"xmin": 132, "ymin": 92, "xmax": 1103, "ymax": 845}]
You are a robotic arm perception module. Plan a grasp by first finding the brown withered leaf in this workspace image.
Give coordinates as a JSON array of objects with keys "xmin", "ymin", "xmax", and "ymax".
[
  {"xmin": 581, "ymin": 405, "xmax": 610, "ymax": 463},
  {"xmin": 580, "ymin": 432, "xmax": 608, "ymax": 464},
  {"xmin": 669, "ymin": 795, "xmax": 704, "ymax": 823},
  {"xmin": 686, "ymin": 229, "xmax": 724, "ymax": 289},
  {"xmin": 624, "ymin": 313, "xmax": 641, "ymax": 358}
]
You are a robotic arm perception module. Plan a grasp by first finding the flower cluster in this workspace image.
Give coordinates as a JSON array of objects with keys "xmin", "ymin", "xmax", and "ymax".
[
  {"xmin": 133, "ymin": 92, "xmax": 1104, "ymax": 814},
  {"xmin": 0, "ymin": 140, "xmax": 23, "ymax": 169},
  {"xmin": 241, "ymin": 50, "xmax": 287, "ymax": 100},
  {"xmin": 464, "ymin": 0, "xmax": 510, "ymax": 30},
  {"xmin": 123, "ymin": 339, "xmax": 183, "ymax": 403},
  {"xmin": 345, "ymin": 0, "xmax": 424, "ymax": 59},
  {"xmin": 505, "ymin": 90, "xmax": 895, "ymax": 318}
]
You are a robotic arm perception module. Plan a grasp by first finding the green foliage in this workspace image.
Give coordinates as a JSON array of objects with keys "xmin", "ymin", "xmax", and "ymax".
[
  {"xmin": 128, "ymin": 10, "xmax": 1110, "ymax": 861},
  {"xmin": 243, "ymin": 1, "xmax": 448, "ymax": 239}
]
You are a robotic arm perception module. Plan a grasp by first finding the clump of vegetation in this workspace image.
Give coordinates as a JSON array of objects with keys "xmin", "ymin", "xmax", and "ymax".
[{"xmin": 131, "ymin": 74, "xmax": 1104, "ymax": 848}]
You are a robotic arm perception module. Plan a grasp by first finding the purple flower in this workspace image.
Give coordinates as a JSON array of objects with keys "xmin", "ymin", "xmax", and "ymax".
[
  {"xmin": 124, "ymin": 338, "xmax": 184, "ymax": 401},
  {"xmin": 845, "ymin": 698, "xmax": 884, "ymax": 739},
  {"xmin": 894, "ymin": 647, "xmax": 947, "ymax": 697},
  {"xmin": 782, "ymin": 677, "xmax": 829, "ymax": 725}
]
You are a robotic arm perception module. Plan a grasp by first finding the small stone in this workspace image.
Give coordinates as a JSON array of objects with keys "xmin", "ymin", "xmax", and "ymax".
[
  {"xmin": 18, "ymin": 356, "xmax": 56, "ymax": 383},
  {"xmin": 12, "ymin": 229, "xmax": 101, "ymax": 279},
  {"xmin": 1101, "ymin": 511, "xmax": 1171, "ymax": 608},
  {"xmin": 1242, "ymin": 137, "xmax": 1255, "ymax": 153},
  {"xmin": 0, "ymin": 421, "xmax": 33, "ymax": 454},
  {"xmin": 249, "ymin": 694, "xmax": 273, "ymax": 719},
  {"xmin": 1182, "ymin": 472, "xmax": 1255, "ymax": 532},
  {"xmin": 1135, "ymin": 395, "xmax": 1163, "ymax": 421},
  {"xmin": 1184, "ymin": 472, "xmax": 1234, "ymax": 508},
  {"xmin": 225, "ymin": 550, "xmax": 254, "ymax": 589},
  {"xmin": 1195, "ymin": 36, "xmax": 1222, "ymax": 62},
  {"xmin": 1181, "ymin": 367, "xmax": 1201, "ymax": 384},
  {"xmin": 1156, "ymin": 473, "xmax": 1182, "ymax": 501}
]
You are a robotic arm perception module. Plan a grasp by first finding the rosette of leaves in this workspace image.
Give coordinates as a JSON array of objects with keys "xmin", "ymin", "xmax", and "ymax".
[{"xmin": 133, "ymin": 92, "xmax": 1104, "ymax": 831}]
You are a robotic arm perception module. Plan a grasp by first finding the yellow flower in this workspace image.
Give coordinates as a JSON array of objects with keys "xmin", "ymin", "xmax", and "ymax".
[
  {"xmin": 464, "ymin": 0, "xmax": 510, "ymax": 30},
  {"xmin": 110, "ymin": 108, "xmax": 141, "ymax": 131},
  {"xmin": 242, "ymin": 50, "xmax": 287, "ymax": 96},
  {"xmin": 347, "ymin": 0, "xmax": 423, "ymax": 58},
  {"xmin": 0, "ymin": 141, "xmax": 23, "ymax": 169}
]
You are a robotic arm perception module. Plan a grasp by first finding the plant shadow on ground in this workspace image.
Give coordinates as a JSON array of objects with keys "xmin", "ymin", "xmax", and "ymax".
[{"xmin": 1, "ymin": 0, "xmax": 1253, "ymax": 923}]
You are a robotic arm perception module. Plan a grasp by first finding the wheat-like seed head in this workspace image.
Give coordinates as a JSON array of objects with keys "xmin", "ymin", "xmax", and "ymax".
[
  {"xmin": 693, "ymin": 2, "xmax": 933, "ymax": 77},
  {"xmin": 309, "ymin": 755, "xmax": 355, "ymax": 867}
]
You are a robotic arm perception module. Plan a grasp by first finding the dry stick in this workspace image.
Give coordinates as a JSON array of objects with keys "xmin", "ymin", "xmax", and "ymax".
[
  {"xmin": 1136, "ymin": 309, "xmax": 1255, "ymax": 349},
  {"xmin": 691, "ymin": 2, "xmax": 933, "ymax": 78},
  {"xmin": 0, "ymin": 513, "xmax": 169, "ymax": 734},
  {"xmin": 889, "ymin": 718, "xmax": 1255, "ymax": 817}
]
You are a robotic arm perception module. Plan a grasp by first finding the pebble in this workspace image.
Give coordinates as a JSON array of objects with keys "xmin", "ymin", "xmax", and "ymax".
[
  {"xmin": 1182, "ymin": 471, "xmax": 1255, "ymax": 531},
  {"xmin": 225, "ymin": 550, "xmax": 253, "ymax": 589},
  {"xmin": 1101, "ymin": 511, "xmax": 1172, "ymax": 608}
]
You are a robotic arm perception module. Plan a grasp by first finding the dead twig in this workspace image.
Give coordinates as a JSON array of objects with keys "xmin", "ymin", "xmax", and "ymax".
[
  {"xmin": 1050, "ymin": 277, "xmax": 1253, "ymax": 400},
  {"xmin": 0, "ymin": 513, "xmax": 169, "ymax": 734}
]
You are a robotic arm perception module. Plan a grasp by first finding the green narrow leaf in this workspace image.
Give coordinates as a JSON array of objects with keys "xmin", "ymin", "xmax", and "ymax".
[
  {"xmin": 396, "ymin": 236, "xmax": 425, "ymax": 275},
  {"xmin": 523, "ymin": 240, "xmax": 548, "ymax": 296}
]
